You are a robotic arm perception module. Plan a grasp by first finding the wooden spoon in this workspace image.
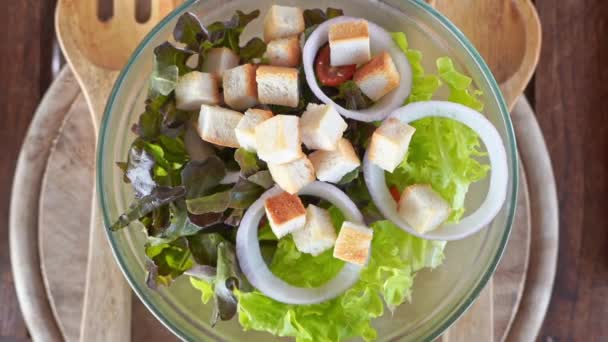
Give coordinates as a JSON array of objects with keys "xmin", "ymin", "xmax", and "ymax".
[
  {"xmin": 427, "ymin": 1, "xmax": 541, "ymax": 341},
  {"xmin": 428, "ymin": 0, "xmax": 542, "ymax": 111},
  {"xmin": 55, "ymin": 1, "xmax": 179, "ymax": 341}
]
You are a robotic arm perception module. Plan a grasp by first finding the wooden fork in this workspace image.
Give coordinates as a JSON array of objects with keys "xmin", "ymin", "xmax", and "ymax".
[{"xmin": 56, "ymin": 1, "xmax": 180, "ymax": 341}]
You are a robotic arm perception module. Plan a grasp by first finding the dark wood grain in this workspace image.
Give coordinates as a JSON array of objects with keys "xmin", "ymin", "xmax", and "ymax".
[
  {"xmin": 535, "ymin": 0, "xmax": 608, "ymax": 341},
  {"xmin": 0, "ymin": 0, "xmax": 55, "ymax": 340},
  {"xmin": 1, "ymin": 0, "xmax": 607, "ymax": 341}
]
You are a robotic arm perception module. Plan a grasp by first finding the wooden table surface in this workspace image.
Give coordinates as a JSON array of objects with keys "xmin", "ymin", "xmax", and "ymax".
[{"xmin": 1, "ymin": 0, "xmax": 606, "ymax": 341}]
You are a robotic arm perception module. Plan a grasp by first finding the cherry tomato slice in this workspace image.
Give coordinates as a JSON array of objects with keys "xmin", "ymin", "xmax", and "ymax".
[
  {"xmin": 389, "ymin": 186, "xmax": 401, "ymax": 202},
  {"xmin": 315, "ymin": 44, "xmax": 357, "ymax": 87}
]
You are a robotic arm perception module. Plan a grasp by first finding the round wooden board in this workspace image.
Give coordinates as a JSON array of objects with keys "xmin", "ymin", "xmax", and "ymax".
[{"xmin": 11, "ymin": 67, "xmax": 555, "ymax": 342}]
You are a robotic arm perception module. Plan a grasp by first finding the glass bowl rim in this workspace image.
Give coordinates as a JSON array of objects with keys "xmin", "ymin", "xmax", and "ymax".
[{"xmin": 97, "ymin": 0, "xmax": 519, "ymax": 340}]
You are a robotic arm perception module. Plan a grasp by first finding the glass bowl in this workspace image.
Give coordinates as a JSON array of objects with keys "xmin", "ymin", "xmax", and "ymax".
[{"xmin": 98, "ymin": 0, "xmax": 518, "ymax": 340}]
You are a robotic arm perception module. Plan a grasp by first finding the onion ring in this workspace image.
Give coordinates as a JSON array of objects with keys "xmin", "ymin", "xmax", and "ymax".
[
  {"xmin": 303, "ymin": 16, "xmax": 413, "ymax": 122},
  {"xmin": 363, "ymin": 101, "xmax": 509, "ymax": 240},
  {"xmin": 236, "ymin": 182, "xmax": 365, "ymax": 304}
]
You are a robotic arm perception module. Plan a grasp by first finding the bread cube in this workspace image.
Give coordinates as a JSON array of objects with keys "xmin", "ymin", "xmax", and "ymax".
[
  {"xmin": 265, "ymin": 36, "xmax": 301, "ymax": 67},
  {"xmin": 264, "ymin": 191, "xmax": 306, "ymax": 238},
  {"xmin": 255, "ymin": 114, "xmax": 303, "ymax": 164},
  {"xmin": 292, "ymin": 205, "xmax": 337, "ymax": 256},
  {"xmin": 368, "ymin": 118, "xmax": 415, "ymax": 172},
  {"xmin": 197, "ymin": 104, "xmax": 243, "ymax": 148},
  {"xmin": 333, "ymin": 221, "xmax": 373, "ymax": 266},
  {"xmin": 256, "ymin": 66, "xmax": 300, "ymax": 107},
  {"xmin": 309, "ymin": 139, "xmax": 360, "ymax": 183},
  {"xmin": 267, "ymin": 156, "xmax": 315, "ymax": 194},
  {"xmin": 354, "ymin": 52, "xmax": 400, "ymax": 101},
  {"xmin": 175, "ymin": 71, "xmax": 220, "ymax": 110},
  {"xmin": 263, "ymin": 5, "xmax": 305, "ymax": 42},
  {"xmin": 235, "ymin": 108, "xmax": 274, "ymax": 151},
  {"xmin": 398, "ymin": 184, "xmax": 451, "ymax": 234},
  {"xmin": 300, "ymin": 103, "xmax": 347, "ymax": 151},
  {"xmin": 223, "ymin": 64, "xmax": 258, "ymax": 111},
  {"xmin": 328, "ymin": 20, "xmax": 371, "ymax": 66},
  {"xmin": 184, "ymin": 122, "xmax": 214, "ymax": 161},
  {"xmin": 201, "ymin": 47, "xmax": 240, "ymax": 79}
]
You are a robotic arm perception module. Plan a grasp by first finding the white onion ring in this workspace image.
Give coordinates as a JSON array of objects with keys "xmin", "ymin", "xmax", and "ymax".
[
  {"xmin": 303, "ymin": 16, "xmax": 413, "ymax": 122},
  {"xmin": 236, "ymin": 182, "xmax": 365, "ymax": 304},
  {"xmin": 363, "ymin": 101, "xmax": 509, "ymax": 241}
]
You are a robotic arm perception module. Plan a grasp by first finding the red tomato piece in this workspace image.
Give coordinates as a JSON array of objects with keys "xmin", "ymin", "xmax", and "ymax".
[{"xmin": 315, "ymin": 44, "xmax": 356, "ymax": 87}]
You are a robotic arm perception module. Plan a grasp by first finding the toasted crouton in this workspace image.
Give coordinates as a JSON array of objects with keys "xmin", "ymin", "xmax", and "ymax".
[
  {"xmin": 265, "ymin": 36, "xmax": 301, "ymax": 67},
  {"xmin": 328, "ymin": 20, "xmax": 371, "ymax": 66},
  {"xmin": 333, "ymin": 221, "xmax": 373, "ymax": 265},
  {"xmin": 201, "ymin": 47, "xmax": 240, "ymax": 79},
  {"xmin": 263, "ymin": 5, "xmax": 305, "ymax": 42},
  {"xmin": 175, "ymin": 71, "xmax": 220, "ymax": 110},
  {"xmin": 300, "ymin": 103, "xmax": 347, "ymax": 151},
  {"xmin": 353, "ymin": 52, "xmax": 400, "ymax": 101},
  {"xmin": 255, "ymin": 114, "xmax": 303, "ymax": 164},
  {"xmin": 267, "ymin": 156, "xmax": 315, "ymax": 194},
  {"xmin": 398, "ymin": 184, "xmax": 451, "ymax": 234},
  {"xmin": 223, "ymin": 64, "xmax": 258, "ymax": 111},
  {"xmin": 292, "ymin": 205, "xmax": 337, "ymax": 256},
  {"xmin": 264, "ymin": 191, "xmax": 306, "ymax": 238},
  {"xmin": 235, "ymin": 108, "xmax": 274, "ymax": 151},
  {"xmin": 256, "ymin": 65, "xmax": 300, "ymax": 107},
  {"xmin": 197, "ymin": 104, "xmax": 243, "ymax": 148},
  {"xmin": 368, "ymin": 117, "xmax": 415, "ymax": 172},
  {"xmin": 309, "ymin": 139, "xmax": 360, "ymax": 183}
]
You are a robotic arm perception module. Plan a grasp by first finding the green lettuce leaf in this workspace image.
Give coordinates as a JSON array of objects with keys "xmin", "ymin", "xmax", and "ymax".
[
  {"xmin": 331, "ymin": 81, "xmax": 373, "ymax": 110},
  {"xmin": 437, "ymin": 56, "xmax": 484, "ymax": 111},
  {"xmin": 232, "ymin": 218, "xmax": 446, "ymax": 342},
  {"xmin": 110, "ymin": 186, "xmax": 186, "ymax": 231},
  {"xmin": 173, "ymin": 12, "xmax": 206, "ymax": 51},
  {"xmin": 385, "ymin": 116, "xmax": 490, "ymax": 222},
  {"xmin": 145, "ymin": 237, "xmax": 193, "ymax": 288},
  {"xmin": 391, "ymin": 32, "xmax": 441, "ymax": 104},
  {"xmin": 387, "ymin": 33, "xmax": 490, "ymax": 222}
]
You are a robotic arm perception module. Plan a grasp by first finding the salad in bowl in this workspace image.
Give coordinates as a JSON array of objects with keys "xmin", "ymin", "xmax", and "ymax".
[{"xmin": 106, "ymin": 2, "xmax": 513, "ymax": 341}]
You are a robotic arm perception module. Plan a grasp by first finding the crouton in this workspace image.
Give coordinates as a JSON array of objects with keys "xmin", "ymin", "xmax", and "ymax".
[
  {"xmin": 309, "ymin": 139, "xmax": 361, "ymax": 183},
  {"xmin": 353, "ymin": 51, "xmax": 400, "ymax": 101},
  {"xmin": 256, "ymin": 65, "xmax": 300, "ymax": 107},
  {"xmin": 223, "ymin": 64, "xmax": 258, "ymax": 111},
  {"xmin": 263, "ymin": 5, "xmax": 305, "ymax": 42},
  {"xmin": 267, "ymin": 156, "xmax": 315, "ymax": 194},
  {"xmin": 265, "ymin": 36, "xmax": 301, "ymax": 67},
  {"xmin": 292, "ymin": 205, "xmax": 337, "ymax": 256},
  {"xmin": 235, "ymin": 108, "xmax": 274, "ymax": 151},
  {"xmin": 368, "ymin": 117, "xmax": 415, "ymax": 172},
  {"xmin": 300, "ymin": 103, "xmax": 347, "ymax": 151},
  {"xmin": 264, "ymin": 191, "xmax": 306, "ymax": 238},
  {"xmin": 255, "ymin": 114, "xmax": 303, "ymax": 164},
  {"xmin": 201, "ymin": 47, "xmax": 240, "ymax": 79},
  {"xmin": 175, "ymin": 71, "xmax": 220, "ymax": 110},
  {"xmin": 398, "ymin": 184, "xmax": 451, "ymax": 234},
  {"xmin": 328, "ymin": 20, "xmax": 371, "ymax": 66},
  {"xmin": 197, "ymin": 104, "xmax": 243, "ymax": 148},
  {"xmin": 333, "ymin": 221, "xmax": 373, "ymax": 266}
]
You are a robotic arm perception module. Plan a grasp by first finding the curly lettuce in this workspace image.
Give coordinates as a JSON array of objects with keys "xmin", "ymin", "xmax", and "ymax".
[
  {"xmin": 387, "ymin": 33, "xmax": 490, "ymax": 222},
  {"xmin": 234, "ymin": 220, "xmax": 445, "ymax": 342}
]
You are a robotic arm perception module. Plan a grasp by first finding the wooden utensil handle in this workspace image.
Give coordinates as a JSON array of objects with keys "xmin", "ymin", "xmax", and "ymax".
[{"xmin": 79, "ymin": 188, "xmax": 132, "ymax": 342}]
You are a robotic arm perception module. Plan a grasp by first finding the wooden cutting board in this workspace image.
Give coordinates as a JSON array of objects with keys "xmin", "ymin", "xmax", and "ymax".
[{"xmin": 10, "ymin": 66, "xmax": 555, "ymax": 341}]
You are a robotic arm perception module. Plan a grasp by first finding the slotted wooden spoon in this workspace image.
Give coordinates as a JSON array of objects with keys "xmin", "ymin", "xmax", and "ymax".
[{"xmin": 55, "ymin": 1, "xmax": 180, "ymax": 341}]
